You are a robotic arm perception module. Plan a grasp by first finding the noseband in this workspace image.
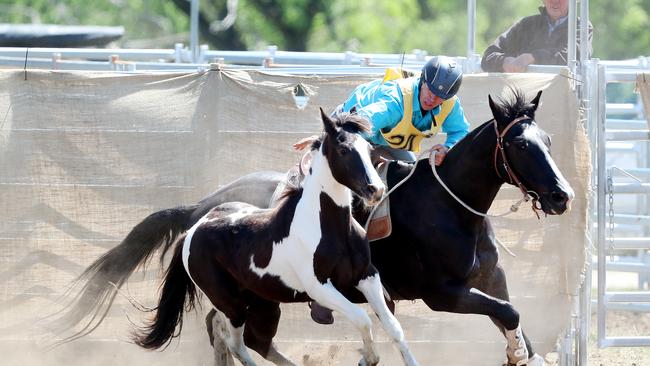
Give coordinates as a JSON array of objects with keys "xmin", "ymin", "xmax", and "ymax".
[{"xmin": 492, "ymin": 116, "xmax": 543, "ymax": 216}]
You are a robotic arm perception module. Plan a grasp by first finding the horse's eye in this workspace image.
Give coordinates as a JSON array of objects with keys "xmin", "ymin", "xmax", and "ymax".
[
  {"xmin": 338, "ymin": 147, "xmax": 348, "ymax": 155},
  {"xmin": 507, "ymin": 139, "xmax": 528, "ymax": 150}
]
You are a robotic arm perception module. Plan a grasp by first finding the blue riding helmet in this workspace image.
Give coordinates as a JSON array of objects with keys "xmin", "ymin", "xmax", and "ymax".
[{"xmin": 421, "ymin": 56, "xmax": 463, "ymax": 100}]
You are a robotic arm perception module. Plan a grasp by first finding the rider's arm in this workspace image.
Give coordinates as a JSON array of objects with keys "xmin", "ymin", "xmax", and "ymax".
[{"xmin": 441, "ymin": 101, "xmax": 470, "ymax": 149}]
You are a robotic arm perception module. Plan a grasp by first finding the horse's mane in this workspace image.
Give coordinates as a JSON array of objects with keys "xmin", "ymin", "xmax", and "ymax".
[
  {"xmin": 310, "ymin": 111, "xmax": 372, "ymax": 151},
  {"xmin": 490, "ymin": 87, "xmax": 539, "ymax": 123},
  {"xmin": 447, "ymin": 87, "xmax": 538, "ymax": 160}
]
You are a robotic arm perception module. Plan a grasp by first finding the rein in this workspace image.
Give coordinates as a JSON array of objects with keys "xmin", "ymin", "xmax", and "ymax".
[
  {"xmin": 365, "ymin": 115, "xmax": 542, "ymax": 234},
  {"xmin": 431, "ymin": 115, "xmax": 543, "ymax": 218}
]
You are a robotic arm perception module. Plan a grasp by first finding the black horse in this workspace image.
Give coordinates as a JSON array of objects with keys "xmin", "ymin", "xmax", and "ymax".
[
  {"xmin": 53, "ymin": 90, "xmax": 573, "ymax": 366},
  {"xmin": 205, "ymin": 89, "xmax": 574, "ymax": 366}
]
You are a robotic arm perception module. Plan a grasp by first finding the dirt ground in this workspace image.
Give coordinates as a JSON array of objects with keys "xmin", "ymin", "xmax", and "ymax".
[
  {"xmin": 586, "ymin": 270, "xmax": 650, "ymax": 366},
  {"xmin": 587, "ymin": 311, "xmax": 650, "ymax": 366}
]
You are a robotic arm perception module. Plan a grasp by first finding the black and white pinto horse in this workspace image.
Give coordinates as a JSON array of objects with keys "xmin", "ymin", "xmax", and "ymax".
[
  {"xmin": 53, "ymin": 110, "xmax": 419, "ymax": 366},
  {"xmin": 54, "ymin": 90, "xmax": 574, "ymax": 366}
]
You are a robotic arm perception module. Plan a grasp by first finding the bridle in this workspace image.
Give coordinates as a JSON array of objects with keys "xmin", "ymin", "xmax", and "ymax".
[
  {"xmin": 364, "ymin": 115, "xmax": 546, "ymax": 234},
  {"xmin": 492, "ymin": 116, "xmax": 543, "ymax": 216}
]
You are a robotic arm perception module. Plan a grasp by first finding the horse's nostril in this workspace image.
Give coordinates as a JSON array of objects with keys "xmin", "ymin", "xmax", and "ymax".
[
  {"xmin": 367, "ymin": 184, "xmax": 384, "ymax": 198},
  {"xmin": 551, "ymin": 191, "xmax": 568, "ymax": 204}
]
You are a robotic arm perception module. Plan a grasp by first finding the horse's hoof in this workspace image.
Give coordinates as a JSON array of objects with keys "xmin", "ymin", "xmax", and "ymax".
[
  {"xmin": 358, "ymin": 357, "xmax": 379, "ymax": 366},
  {"xmin": 357, "ymin": 361, "xmax": 378, "ymax": 366}
]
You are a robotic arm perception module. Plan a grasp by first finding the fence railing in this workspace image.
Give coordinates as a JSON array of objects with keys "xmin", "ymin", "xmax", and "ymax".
[{"xmin": 591, "ymin": 60, "xmax": 650, "ymax": 350}]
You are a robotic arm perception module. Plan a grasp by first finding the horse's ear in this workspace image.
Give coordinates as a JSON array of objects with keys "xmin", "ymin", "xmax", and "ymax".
[
  {"xmin": 530, "ymin": 90, "xmax": 543, "ymax": 111},
  {"xmin": 320, "ymin": 107, "xmax": 337, "ymax": 136},
  {"xmin": 488, "ymin": 95, "xmax": 501, "ymax": 121}
]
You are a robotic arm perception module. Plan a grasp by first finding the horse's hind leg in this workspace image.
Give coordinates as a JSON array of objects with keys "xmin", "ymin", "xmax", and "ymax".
[
  {"xmin": 193, "ymin": 268, "xmax": 257, "ymax": 365},
  {"xmin": 473, "ymin": 264, "xmax": 544, "ymax": 366},
  {"xmin": 206, "ymin": 309, "xmax": 236, "ymax": 366},
  {"xmin": 305, "ymin": 281, "xmax": 379, "ymax": 366},
  {"xmin": 243, "ymin": 297, "xmax": 297, "ymax": 366},
  {"xmin": 356, "ymin": 270, "xmax": 419, "ymax": 366}
]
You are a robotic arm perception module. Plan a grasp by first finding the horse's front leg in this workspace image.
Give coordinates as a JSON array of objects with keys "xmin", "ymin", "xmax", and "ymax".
[
  {"xmin": 470, "ymin": 263, "xmax": 544, "ymax": 366},
  {"xmin": 421, "ymin": 283, "xmax": 531, "ymax": 365},
  {"xmin": 305, "ymin": 280, "xmax": 380, "ymax": 366},
  {"xmin": 355, "ymin": 268, "xmax": 419, "ymax": 366}
]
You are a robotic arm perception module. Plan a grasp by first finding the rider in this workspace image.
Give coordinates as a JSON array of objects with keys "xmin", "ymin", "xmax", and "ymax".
[
  {"xmin": 295, "ymin": 56, "xmax": 469, "ymax": 166},
  {"xmin": 302, "ymin": 56, "xmax": 471, "ymax": 324}
]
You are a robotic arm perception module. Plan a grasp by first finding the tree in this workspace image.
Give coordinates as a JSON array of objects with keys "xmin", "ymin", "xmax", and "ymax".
[{"xmin": 1, "ymin": 0, "xmax": 650, "ymax": 61}]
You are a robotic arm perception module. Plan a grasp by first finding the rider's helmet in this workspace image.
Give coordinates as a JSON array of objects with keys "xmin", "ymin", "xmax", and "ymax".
[{"xmin": 421, "ymin": 56, "xmax": 463, "ymax": 100}]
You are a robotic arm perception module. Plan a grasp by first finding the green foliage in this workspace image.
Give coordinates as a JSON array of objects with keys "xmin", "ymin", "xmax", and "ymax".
[
  {"xmin": 590, "ymin": 0, "xmax": 650, "ymax": 59},
  {"xmin": 0, "ymin": 0, "xmax": 649, "ymax": 60},
  {"xmin": 0, "ymin": 0, "xmax": 189, "ymax": 46}
]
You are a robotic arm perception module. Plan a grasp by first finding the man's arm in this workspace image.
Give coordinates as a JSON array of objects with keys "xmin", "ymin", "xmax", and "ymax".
[
  {"xmin": 481, "ymin": 20, "xmax": 527, "ymax": 72},
  {"xmin": 530, "ymin": 20, "xmax": 593, "ymax": 65},
  {"xmin": 441, "ymin": 101, "xmax": 470, "ymax": 148}
]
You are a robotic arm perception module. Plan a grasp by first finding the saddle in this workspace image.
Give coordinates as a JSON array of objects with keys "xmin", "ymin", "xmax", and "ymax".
[
  {"xmin": 271, "ymin": 151, "xmax": 392, "ymax": 241},
  {"xmin": 366, "ymin": 161, "xmax": 392, "ymax": 242}
]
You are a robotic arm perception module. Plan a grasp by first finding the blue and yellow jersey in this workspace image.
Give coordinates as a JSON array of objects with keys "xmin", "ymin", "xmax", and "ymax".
[{"xmin": 341, "ymin": 77, "xmax": 469, "ymax": 152}]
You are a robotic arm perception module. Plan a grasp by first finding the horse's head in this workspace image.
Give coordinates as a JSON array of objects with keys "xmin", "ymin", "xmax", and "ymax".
[
  {"xmin": 488, "ymin": 89, "xmax": 575, "ymax": 215},
  {"xmin": 318, "ymin": 108, "xmax": 385, "ymax": 205}
]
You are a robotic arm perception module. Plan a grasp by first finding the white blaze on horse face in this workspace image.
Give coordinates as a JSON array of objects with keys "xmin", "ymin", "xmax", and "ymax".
[
  {"xmin": 353, "ymin": 135, "xmax": 385, "ymax": 193},
  {"xmin": 525, "ymin": 124, "xmax": 575, "ymax": 203}
]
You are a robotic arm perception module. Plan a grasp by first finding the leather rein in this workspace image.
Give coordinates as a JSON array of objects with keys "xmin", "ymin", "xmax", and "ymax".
[{"xmin": 491, "ymin": 115, "xmax": 543, "ymax": 217}]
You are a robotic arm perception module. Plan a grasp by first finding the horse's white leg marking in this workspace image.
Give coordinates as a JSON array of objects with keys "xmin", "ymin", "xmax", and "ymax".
[
  {"xmin": 224, "ymin": 322, "xmax": 258, "ymax": 366},
  {"xmin": 356, "ymin": 274, "xmax": 419, "ymax": 366},
  {"xmin": 265, "ymin": 343, "xmax": 299, "ymax": 366},
  {"xmin": 210, "ymin": 309, "xmax": 237, "ymax": 366},
  {"xmin": 505, "ymin": 325, "xmax": 529, "ymax": 366},
  {"xmin": 305, "ymin": 280, "xmax": 379, "ymax": 366}
]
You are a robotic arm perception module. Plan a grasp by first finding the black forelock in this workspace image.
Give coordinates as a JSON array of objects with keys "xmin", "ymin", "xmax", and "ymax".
[
  {"xmin": 333, "ymin": 111, "xmax": 372, "ymax": 134},
  {"xmin": 492, "ymin": 87, "xmax": 538, "ymax": 123},
  {"xmin": 312, "ymin": 111, "xmax": 372, "ymax": 150}
]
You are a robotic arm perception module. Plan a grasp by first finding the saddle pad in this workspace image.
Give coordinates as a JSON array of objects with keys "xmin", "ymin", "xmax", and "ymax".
[{"xmin": 368, "ymin": 161, "xmax": 392, "ymax": 242}]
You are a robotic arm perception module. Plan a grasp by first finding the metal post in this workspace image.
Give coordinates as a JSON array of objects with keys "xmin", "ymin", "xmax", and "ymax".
[
  {"xmin": 579, "ymin": 59, "xmax": 598, "ymax": 366},
  {"xmin": 568, "ymin": 0, "xmax": 577, "ymax": 75},
  {"xmin": 579, "ymin": 0, "xmax": 590, "ymax": 68},
  {"xmin": 190, "ymin": 0, "xmax": 200, "ymax": 63},
  {"xmin": 596, "ymin": 62, "xmax": 608, "ymax": 348},
  {"xmin": 467, "ymin": 0, "xmax": 476, "ymax": 58}
]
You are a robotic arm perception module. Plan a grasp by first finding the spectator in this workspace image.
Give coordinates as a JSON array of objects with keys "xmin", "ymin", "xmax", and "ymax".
[{"xmin": 481, "ymin": 0, "xmax": 592, "ymax": 72}]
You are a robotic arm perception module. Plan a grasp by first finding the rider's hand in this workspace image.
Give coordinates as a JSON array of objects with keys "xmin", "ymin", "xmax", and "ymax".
[
  {"xmin": 432, "ymin": 144, "xmax": 449, "ymax": 166},
  {"xmin": 292, "ymin": 135, "xmax": 319, "ymax": 151}
]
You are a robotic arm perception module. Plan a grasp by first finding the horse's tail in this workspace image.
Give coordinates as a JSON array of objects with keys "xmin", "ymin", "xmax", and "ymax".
[
  {"xmin": 51, "ymin": 204, "xmax": 200, "ymax": 344},
  {"xmin": 133, "ymin": 237, "xmax": 197, "ymax": 349}
]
